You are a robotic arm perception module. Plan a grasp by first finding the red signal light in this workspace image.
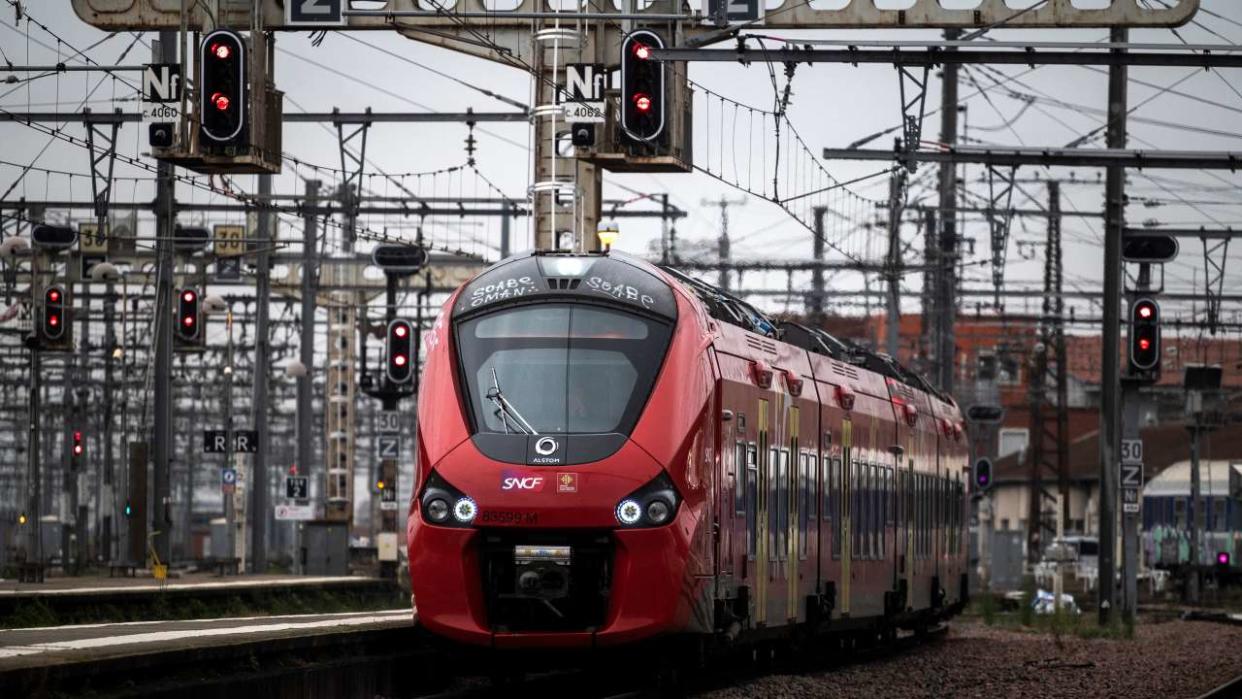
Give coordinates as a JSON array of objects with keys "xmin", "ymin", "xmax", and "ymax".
[
  {"xmin": 1138, "ymin": 338, "xmax": 1152, "ymax": 351},
  {"xmin": 211, "ymin": 42, "xmax": 231, "ymax": 60},
  {"xmin": 394, "ymin": 355, "xmax": 408, "ymax": 367},
  {"xmin": 74, "ymin": 444, "xmax": 83, "ymax": 456},
  {"xmin": 48, "ymin": 289, "xmax": 60, "ymax": 302},
  {"xmin": 182, "ymin": 290, "xmax": 196, "ymax": 303},
  {"xmin": 49, "ymin": 315, "xmax": 59, "ymax": 327},
  {"xmin": 74, "ymin": 431, "xmax": 82, "ymax": 441},
  {"xmin": 394, "ymin": 325, "xmax": 408, "ymax": 338},
  {"xmin": 633, "ymin": 43, "xmax": 651, "ymax": 60},
  {"xmin": 182, "ymin": 316, "xmax": 195, "ymax": 327},
  {"xmin": 634, "ymin": 94, "xmax": 652, "ymax": 112},
  {"xmin": 212, "ymin": 92, "xmax": 231, "ymax": 111},
  {"xmin": 1138, "ymin": 304, "xmax": 1153, "ymax": 319}
]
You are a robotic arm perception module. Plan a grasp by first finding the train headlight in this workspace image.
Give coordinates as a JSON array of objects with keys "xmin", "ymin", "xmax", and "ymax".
[
  {"xmin": 646, "ymin": 499, "xmax": 671, "ymax": 525},
  {"xmin": 453, "ymin": 497, "xmax": 478, "ymax": 524},
  {"xmin": 616, "ymin": 499, "xmax": 643, "ymax": 526},
  {"xmin": 419, "ymin": 470, "xmax": 474, "ymax": 528},
  {"xmin": 426, "ymin": 498, "xmax": 450, "ymax": 523},
  {"xmin": 614, "ymin": 471, "xmax": 681, "ymax": 528}
]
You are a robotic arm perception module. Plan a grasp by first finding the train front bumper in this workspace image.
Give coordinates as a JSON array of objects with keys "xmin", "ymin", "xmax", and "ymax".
[{"xmin": 407, "ymin": 506, "xmax": 699, "ymax": 649}]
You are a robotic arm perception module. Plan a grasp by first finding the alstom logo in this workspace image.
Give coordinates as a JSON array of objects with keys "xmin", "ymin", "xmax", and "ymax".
[{"xmin": 501, "ymin": 470, "xmax": 545, "ymax": 492}]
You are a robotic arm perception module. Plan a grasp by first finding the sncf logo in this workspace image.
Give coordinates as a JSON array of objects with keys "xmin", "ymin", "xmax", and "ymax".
[{"xmin": 501, "ymin": 470, "xmax": 545, "ymax": 492}]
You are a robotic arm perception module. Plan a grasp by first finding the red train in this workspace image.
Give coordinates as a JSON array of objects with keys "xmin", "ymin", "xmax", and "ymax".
[{"xmin": 407, "ymin": 251, "xmax": 970, "ymax": 650}]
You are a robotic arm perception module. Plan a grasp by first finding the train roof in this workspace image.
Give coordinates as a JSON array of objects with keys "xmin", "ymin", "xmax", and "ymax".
[
  {"xmin": 1144, "ymin": 460, "xmax": 1242, "ymax": 498},
  {"xmin": 450, "ymin": 251, "xmax": 950, "ymax": 404},
  {"xmin": 658, "ymin": 263, "xmax": 953, "ymax": 405}
]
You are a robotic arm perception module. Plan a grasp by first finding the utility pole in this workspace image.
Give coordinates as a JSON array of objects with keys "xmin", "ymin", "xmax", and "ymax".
[
  {"xmin": 103, "ymin": 276, "xmax": 116, "ymax": 562},
  {"xmin": 885, "ymin": 168, "xmax": 906, "ymax": 358},
  {"xmin": 920, "ymin": 210, "xmax": 937, "ymax": 377},
  {"xmin": 296, "ymin": 179, "xmax": 319, "ymax": 573},
  {"xmin": 150, "ymin": 30, "xmax": 177, "ymax": 567},
  {"xmin": 500, "ymin": 199, "xmax": 512, "ymax": 259},
  {"xmin": 1098, "ymin": 26, "xmax": 1128, "ymax": 626},
  {"xmin": 1187, "ymin": 417, "xmax": 1204, "ymax": 604},
  {"xmin": 660, "ymin": 194, "xmax": 672, "ymax": 265},
  {"xmin": 27, "ymin": 252, "xmax": 43, "ymax": 572},
  {"xmin": 811, "ymin": 206, "xmax": 827, "ymax": 327},
  {"xmin": 703, "ymin": 196, "xmax": 745, "ymax": 292},
  {"xmin": 936, "ymin": 29, "xmax": 960, "ymax": 394},
  {"xmin": 250, "ymin": 174, "xmax": 273, "ymax": 573}
]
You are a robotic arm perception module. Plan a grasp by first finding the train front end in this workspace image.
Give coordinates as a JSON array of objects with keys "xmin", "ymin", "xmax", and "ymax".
[{"xmin": 408, "ymin": 252, "xmax": 714, "ymax": 649}]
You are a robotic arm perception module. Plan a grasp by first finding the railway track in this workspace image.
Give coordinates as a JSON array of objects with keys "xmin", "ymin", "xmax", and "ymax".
[
  {"xmin": 1196, "ymin": 671, "xmax": 1242, "ymax": 699},
  {"xmin": 400, "ymin": 623, "xmax": 950, "ymax": 699}
]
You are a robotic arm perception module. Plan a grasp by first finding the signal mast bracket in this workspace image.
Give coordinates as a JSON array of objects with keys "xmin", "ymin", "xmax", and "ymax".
[
  {"xmin": 896, "ymin": 65, "xmax": 930, "ymax": 174},
  {"xmin": 84, "ymin": 109, "xmax": 120, "ymax": 232},
  {"xmin": 1201, "ymin": 236, "xmax": 1230, "ymax": 335},
  {"xmin": 984, "ymin": 164, "xmax": 1017, "ymax": 310}
]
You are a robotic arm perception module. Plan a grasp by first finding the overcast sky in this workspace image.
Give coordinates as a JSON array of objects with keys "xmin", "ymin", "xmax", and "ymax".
[{"xmin": 3, "ymin": 0, "xmax": 1242, "ymax": 335}]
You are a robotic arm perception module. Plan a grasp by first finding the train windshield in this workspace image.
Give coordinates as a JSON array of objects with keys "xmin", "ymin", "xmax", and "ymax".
[{"xmin": 457, "ymin": 303, "xmax": 672, "ymax": 435}]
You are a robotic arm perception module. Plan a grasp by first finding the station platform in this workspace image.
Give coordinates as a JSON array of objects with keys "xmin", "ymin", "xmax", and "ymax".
[
  {"xmin": 0, "ymin": 573, "xmax": 402, "ymax": 627},
  {"xmin": 0, "ymin": 608, "xmax": 424, "ymax": 697}
]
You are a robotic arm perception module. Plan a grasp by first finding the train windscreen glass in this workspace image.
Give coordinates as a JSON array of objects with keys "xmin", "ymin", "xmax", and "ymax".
[{"xmin": 457, "ymin": 304, "xmax": 671, "ymax": 435}]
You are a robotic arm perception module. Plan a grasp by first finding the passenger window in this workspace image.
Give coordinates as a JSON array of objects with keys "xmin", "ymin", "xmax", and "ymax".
[
  {"xmin": 734, "ymin": 442, "xmax": 746, "ymax": 515},
  {"xmin": 746, "ymin": 446, "xmax": 757, "ymax": 560},
  {"xmin": 769, "ymin": 449, "xmax": 777, "ymax": 562},
  {"xmin": 777, "ymin": 448, "xmax": 790, "ymax": 562},
  {"xmin": 831, "ymin": 456, "xmax": 843, "ymax": 557},
  {"xmin": 798, "ymin": 453, "xmax": 810, "ymax": 559}
]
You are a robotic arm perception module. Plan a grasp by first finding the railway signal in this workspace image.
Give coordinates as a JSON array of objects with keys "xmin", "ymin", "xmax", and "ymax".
[
  {"xmin": 176, "ymin": 288, "xmax": 203, "ymax": 346},
  {"xmin": 973, "ymin": 458, "xmax": 993, "ymax": 494},
  {"xmin": 71, "ymin": 430, "xmax": 84, "ymax": 470},
  {"xmin": 41, "ymin": 286, "xmax": 66, "ymax": 342},
  {"xmin": 199, "ymin": 29, "xmax": 247, "ymax": 146},
  {"xmin": 620, "ymin": 30, "xmax": 666, "ymax": 144},
  {"xmin": 18, "ymin": 512, "xmax": 28, "ymax": 526},
  {"xmin": 386, "ymin": 319, "xmax": 414, "ymax": 384},
  {"xmin": 1129, "ymin": 298, "xmax": 1161, "ymax": 375}
]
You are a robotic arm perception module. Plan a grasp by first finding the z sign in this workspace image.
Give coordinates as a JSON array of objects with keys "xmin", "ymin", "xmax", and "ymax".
[{"xmin": 287, "ymin": 0, "xmax": 345, "ymax": 26}]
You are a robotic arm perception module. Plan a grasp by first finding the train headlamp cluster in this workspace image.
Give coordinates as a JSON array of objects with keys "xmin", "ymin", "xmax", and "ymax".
[
  {"xmin": 614, "ymin": 471, "xmax": 680, "ymax": 528},
  {"xmin": 420, "ymin": 471, "xmax": 476, "ymax": 527}
]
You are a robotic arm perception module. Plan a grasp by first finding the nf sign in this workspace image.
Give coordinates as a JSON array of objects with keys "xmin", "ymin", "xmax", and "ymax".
[
  {"xmin": 562, "ymin": 64, "xmax": 606, "ymax": 124},
  {"xmin": 287, "ymin": 0, "xmax": 345, "ymax": 26},
  {"xmin": 142, "ymin": 63, "xmax": 181, "ymax": 124}
]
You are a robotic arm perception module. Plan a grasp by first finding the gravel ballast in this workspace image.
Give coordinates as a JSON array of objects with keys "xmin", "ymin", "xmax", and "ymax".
[{"xmin": 697, "ymin": 619, "xmax": 1242, "ymax": 698}]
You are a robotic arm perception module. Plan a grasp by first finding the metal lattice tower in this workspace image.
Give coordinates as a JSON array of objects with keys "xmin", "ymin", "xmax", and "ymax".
[{"xmin": 1026, "ymin": 181, "xmax": 1070, "ymax": 563}]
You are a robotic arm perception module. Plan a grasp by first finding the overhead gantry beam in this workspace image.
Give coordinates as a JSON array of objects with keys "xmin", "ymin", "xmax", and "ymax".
[
  {"xmin": 70, "ymin": 0, "xmax": 1197, "ymax": 32},
  {"xmin": 820, "ymin": 146, "xmax": 1242, "ymax": 171}
]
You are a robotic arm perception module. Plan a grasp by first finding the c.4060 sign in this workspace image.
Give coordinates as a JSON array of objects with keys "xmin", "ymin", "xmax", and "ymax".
[{"xmin": 564, "ymin": 101, "xmax": 605, "ymax": 124}]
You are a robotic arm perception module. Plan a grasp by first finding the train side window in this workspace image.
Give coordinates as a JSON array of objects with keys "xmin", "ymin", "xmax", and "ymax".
[
  {"xmin": 831, "ymin": 456, "xmax": 843, "ymax": 558},
  {"xmin": 746, "ymin": 445, "xmax": 757, "ymax": 560},
  {"xmin": 807, "ymin": 452, "xmax": 818, "ymax": 521},
  {"xmin": 859, "ymin": 463, "xmax": 868, "ymax": 560},
  {"xmin": 777, "ymin": 448, "xmax": 790, "ymax": 562},
  {"xmin": 821, "ymin": 452, "xmax": 831, "ymax": 522},
  {"xmin": 869, "ymin": 463, "xmax": 878, "ymax": 559},
  {"xmin": 851, "ymin": 459, "xmax": 861, "ymax": 558},
  {"xmin": 769, "ymin": 447, "xmax": 780, "ymax": 563},
  {"xmin": 799, "ymin": 452, "xmax": 810, "ymax": 559},
  {"xmin": 734, "ymin": 442, "xmax": 746, "ymax": 516}
]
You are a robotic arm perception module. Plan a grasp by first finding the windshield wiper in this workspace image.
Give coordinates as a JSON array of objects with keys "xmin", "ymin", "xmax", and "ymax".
[{"xmin": 486, "ymin": 367, "xmax": 538, "ymax": 435}]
